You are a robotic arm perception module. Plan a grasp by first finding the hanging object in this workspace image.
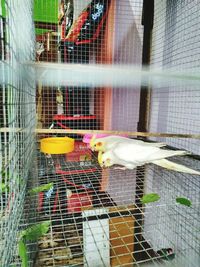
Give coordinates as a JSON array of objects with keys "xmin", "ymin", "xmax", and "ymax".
[
  {"xmin": 59, "ymin": 0, "xmax": 74, "ymax": 40},
  {"xmin": 56, "ymin": 88, "xmax": 64, "ymax": 115},
  {"xmin": 65, "ymin": 0, "xmax": 111, "ymax": 44},
  {"xmin": 60, "ymin": 0, "xmax": 111, "ymax": 63}
]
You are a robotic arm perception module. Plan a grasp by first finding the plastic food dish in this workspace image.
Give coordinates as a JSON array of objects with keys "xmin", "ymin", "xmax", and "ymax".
[{"xmin": 40, "ymin": 137, "xmax": 74, "ymax": 154}]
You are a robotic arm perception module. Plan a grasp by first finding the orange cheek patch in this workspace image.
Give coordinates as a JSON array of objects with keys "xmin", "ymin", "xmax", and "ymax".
[{"xmin": 96, "ymin": 142, "xmax": 102, "ymax": 147}]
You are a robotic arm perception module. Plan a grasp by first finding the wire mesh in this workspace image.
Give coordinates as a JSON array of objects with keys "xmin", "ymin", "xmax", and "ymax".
[
  {"xmin": 10, "ymin": 147, "xmax": 200, "ymax": 267},
  {"xmin": 0, "ymin": 0, "xmax": 36, "ymax": 266},
  {"xmin": 149, "ymin": 0, "xmax": 200, "ymax": 154},
  {"xmin": 34, "ymin": 0, "xmax": 144, "ymax": 131},
  {"xmin": 0, "ymin": 0, "xmax": 200, "ymax": 267},
  {"xmin": 145, "ymin": 2, "xmax": 200, "ymax": 265}
]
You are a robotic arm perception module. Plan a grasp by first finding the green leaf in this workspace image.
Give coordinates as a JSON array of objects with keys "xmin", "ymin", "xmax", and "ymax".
[
  {"xmin": 141, "ymin": 193, "xmax": 160, "ymax": 204},
  {"xmin": 176, "ymin": 197, "xmax": 192, "ymax": 207},
  {"xmin": 0, "ymin": 183, "xmax": 7, "ymax": 193},
  {"xmin": 29, "ymin": 183, "xmax": 53, "ymax": 194},
  {"xmin": 20, "ymin": 221, "xmax": 51, "ymax": 241},
  {"xmin": 18, "ymin": 239, "xmax": 28, "ymax": 267}
]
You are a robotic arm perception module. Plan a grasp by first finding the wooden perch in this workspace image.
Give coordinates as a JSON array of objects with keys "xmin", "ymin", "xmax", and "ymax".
[{"xmin": 0, "ymin": 127, "xmax": 200, "ymax": 139}]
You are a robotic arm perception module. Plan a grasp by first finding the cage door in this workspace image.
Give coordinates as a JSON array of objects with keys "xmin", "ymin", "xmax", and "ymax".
[{"xmin": 83, "ymin": 209, "xmax": 110, "ymax": 267}]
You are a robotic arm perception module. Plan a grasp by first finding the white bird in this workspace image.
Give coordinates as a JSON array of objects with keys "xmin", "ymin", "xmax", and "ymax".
[
  {"xmin": 98, "ymin": 142, "xmax": 200, "ymax": 175},
  {"xmin": 90, "ymin": 135, "xmax": 165, "ymax": 152}
]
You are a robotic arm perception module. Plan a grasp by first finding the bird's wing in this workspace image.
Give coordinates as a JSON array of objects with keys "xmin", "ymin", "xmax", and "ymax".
[
  {"xmin": 105, "ymin": 137, "xmax": 165, "ymax": 150},
  {"xmin": 112, "ymin": 143, "xmax": 159, "ymax": 164},
  {"xmin": 141, "ymin": 142, "xmax": 166, "ymax": 148},
  {"xmin": 112, "ymin": 143, "xmax": 187, "ymax": 165}
]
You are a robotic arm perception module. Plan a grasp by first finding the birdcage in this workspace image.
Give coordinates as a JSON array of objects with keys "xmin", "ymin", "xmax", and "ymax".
[{"xmin": 0, "ymin": 0, "xmax": 200, "ymax": 266}]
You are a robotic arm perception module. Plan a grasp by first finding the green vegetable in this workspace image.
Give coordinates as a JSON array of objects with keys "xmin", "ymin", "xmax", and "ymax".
[
  {"xmin": 20, "ymin": 221, "xmax": 51, "ymax": 241},
  {"xmin": 141, "ymin": 193, "xmax": 160, "ymax": 204},
  {"xmin": 29, "ymin": 183, "xmax": 53, "ymax": 194},
  {"xmin": 176, "ymin": 197, "xmax": 192, "ymax": 207},
  {"xmin": 18, "ymin": 239, "xmax": 28, "ymax": 267}
]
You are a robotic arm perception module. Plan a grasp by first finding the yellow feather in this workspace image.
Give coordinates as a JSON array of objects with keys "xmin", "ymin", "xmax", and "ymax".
[{"xmin": 98, "ymin": 151, "xmax": 103, "ymax": 166}]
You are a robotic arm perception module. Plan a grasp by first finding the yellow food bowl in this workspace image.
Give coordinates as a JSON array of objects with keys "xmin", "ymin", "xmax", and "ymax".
[{"xmin": 40, "ymin": 137, "xmax": 74, "ymax": 154}]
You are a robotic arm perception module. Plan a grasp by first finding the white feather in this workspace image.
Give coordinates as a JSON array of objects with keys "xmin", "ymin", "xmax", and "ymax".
[
  {"xmin": 101, "ymin": 142, "xmax": 197, "ymax": 173},
  {"xmin": 112, "ymin": 142, "xmax": 187, "ymax": 165},
  {"xmin": 153, "ymin": 159, "xmax": 200, "ymax": 175},
  {"xmin": 102, "ymin": 146, "xmax": 200, "ymax": 175},
  {"xmin": 95, "ymin": 135, "xmax": 165, "ymax": 151}
]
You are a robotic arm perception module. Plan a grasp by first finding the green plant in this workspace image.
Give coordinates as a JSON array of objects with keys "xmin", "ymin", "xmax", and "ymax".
[{"xmin": 18, "ymin": 221, "xmax": 51, "ymax": 267}]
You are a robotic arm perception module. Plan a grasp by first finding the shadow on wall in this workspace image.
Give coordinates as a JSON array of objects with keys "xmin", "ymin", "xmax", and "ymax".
[
  {"xmin": 114, "ymin": 0, "xmax": 143, "ymax": 64},
  {"xmin": 111, "ymin": 0, "xmax": 143, "ymax": 131},
  {"xmin": 114, "ymin": 18, "xmax": 142, "ymax": 64}
]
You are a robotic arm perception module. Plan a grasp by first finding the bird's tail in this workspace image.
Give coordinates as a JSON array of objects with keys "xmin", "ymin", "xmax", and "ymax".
[
  {"xmin": 151, "ymin": 150, "xmax": 188, "ymax": 161},
  {"xmin": 153, "ymin": 159, "xmax": 200, "ymax": 175}
]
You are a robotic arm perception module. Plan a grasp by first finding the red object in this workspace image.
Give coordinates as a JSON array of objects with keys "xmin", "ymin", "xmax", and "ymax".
[
  {"xmin": 56, "ymin": 121, "xmax": 70, "ymax": 130},
  {"xmin": 67, "ymin": 192, "xmax": 93, "ymax": 213},
  {"xmin": 53, "ymin": 115, "xmax": 96, "ymax": 121},
  {"xmin": 66, "ymin": 141, "xmax": 92, "ymax": 162},
  {"xmin": 38, "ymin": 192, "xmax": 44, "ymax": 212},
  {"xmin": 52, "ymin": 190, "xmax": 59, "ymax": 213},
  {"xmin": 66, "ymin": 151, "xmax": 92, "ymax": 162},
  {"xmin": 61, "ymin": 17, "xmax": 66, "ymax": 40},
  {"xmin": 56, "ymin": 168, "xmax": 96, "ymax": 176},
  {"xmin": 53, "ymin": 115, "xmax": 97, "ymax": 131},
  {"xmin": 62, "ymin": 0, "xmax": 110, "ymax": 44},
  {"xmin": 66, "ymin": 11, "xmax": 89, "ymax": 42},
  {"xmin": 74, "ymin": 141, "xmax": 89, "ymax": 151},
  {"xmin": 75, "ymin": 11, "xmax": 109, "ymax": 45}
]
